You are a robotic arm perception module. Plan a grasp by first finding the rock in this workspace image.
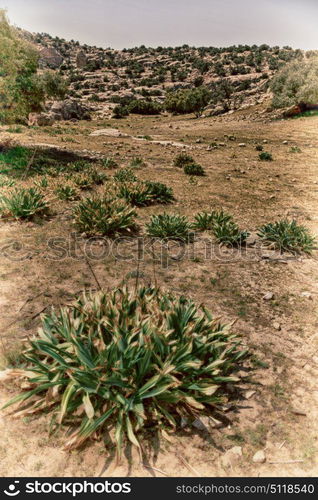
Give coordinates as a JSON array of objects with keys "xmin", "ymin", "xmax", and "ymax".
[
  {"xmin": 28, "ymin": 112, "xmax": 55, "ymax": 127},
  {"xmin": 245, "ymin": 390, "xmax": 256, "ymax": 400},
  {"xmin": 50, "ymin": 99, "xmax": 91, "ymax": 121},
  {"xmin": 263, "ymin": 139, "xmax": 268, "ymax": 144},
  {"xmin": 39, "ymin": 47, "xmax": 63, "ymax": 69},
  {"xmin": 221, "ymin": 447, "xmax": 243, "ymax": 468},
  {"xmin": 76, "ymin": 50, "xmax": 87, "ymax": 69},
  {"xmin": 282, "ymin": 105, "xmax": 302, "ymax": 118},
  {"xmin": 90, "ymin": 128, "xmax": 129, "ymax": 138},
  {"xmin": 263, "ymin": 292, "xmax": 274, "ymax": 301},
  {"xmin": 239, "ymin": 143, "xmax": 246, "ymax": 147},
  {"xmin": 252, "ymin": 450, "xmax": 266, "ymax": 464},
  {"xmin": 301, "ymin": 291, "xmax": 312, "ymax": 299},
  {"xmin": 192, "ymin": 417, "xmax": 211, "ymax": 431},
  {"xmin": 283, "ymin": 140, "xmax": 288, "ymax": 145},
  {"xmin": 273, "ymin": 322, "xmax": 281, "ymax": 331}
]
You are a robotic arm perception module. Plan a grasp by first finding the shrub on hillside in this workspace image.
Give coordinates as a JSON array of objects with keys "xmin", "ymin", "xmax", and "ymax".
[
  {"xmin": 258, "ymin": 220, "xmax": 316, "ymax": 254},
  {"xmin": 128, "ymin": 99, "xmax": 162, "ymax": 115},
  {"xmin": 165, "ymin": 87, "xmax": 211, "ymax": 117},
  {"xmin": 184, "ymin": 163, "xmax": 205, "ymax": 176},
  {"xmin": 173, "ymin": 152, "xmax": 195, "ymax": 168},
  {"xmin": 146, "ymin": 213, "xmax": 193, "ymax": 241}
]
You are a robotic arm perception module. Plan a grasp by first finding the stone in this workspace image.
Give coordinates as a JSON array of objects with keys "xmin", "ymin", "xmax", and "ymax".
[
  {"xmin": 245, "ymin": 390, "xmax": 256, "ymax": 400},
  {"xmin": 28, "ymin": 112, "xmax": 55, "ymax": 127},
  {"xmin": 263, "ymin": 292, "xmax": 274, "ymax": 301},
  {"xmin": 50, "ymin": 99, "xmax": 91, "ymax": 121},
  {"xmin": 221, "ymin": 447, "xmax": 243, "ymax": 468},
  {"xmin": 301, "ymin": 291, "xmax": 312, "ymax": 299},
  {"xmin": 252, "ymin": 450, "xmax": 266, "ymax": 464},
  {"xmin": 39, "ymin": 47, "xmax": 63, "ymax": 69},
  {"xmin": 273, "ymin": 322, "xmax": 281, "ymax": 331},
  {"xmin": 239, "ymin": 143, "xmax": 246, "ymax": 147},
  {"xmin": 76, "ymin": 50, "xmax": 87, "ymax": 69}
]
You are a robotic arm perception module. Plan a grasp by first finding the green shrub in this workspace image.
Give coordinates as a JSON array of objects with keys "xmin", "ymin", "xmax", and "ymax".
[
  {"xmin": 0, "ymin": 187, "xmax": 48, "ymax": 219},
  {"xmin": 112, "ymin": 105, "xmax": 129, "ymax": 119},
  {"xmin": 255, "ymin": 145, "xmax": 263, "ymax": 151},
  {"xmin": 144, "ymin": 181, "xmax": 174, "ymax": 204},
  {"xmin": 259, "ymin": 152, "xmax": 273, "ymax": 161},
  {"xmin": 173, "ymin": 152, "xmax": 195, "ymax": 168},
  {"xmin": 290, "ymin": 146, "xmax": 301, "ymax": 153},
  {"xmin": 114, "ymin": 168, "xmax": 138, "ymax": 183},
  {"xmin": 258, "ymin": 220, "xmax": 316, "ymax": 254},
  {"xmin": 193, "ymin": 210, "xmax": 233, "ymax": 231},
  {"xmin": 184, "ymin": 163, "xmax": 205, "ymax": 176},
  {"xmin": 55, "ymin": 185, "xmax": 79, "ymax": 201},
  {"xmin": 101, "ymin": 158, "xmax": 118, "ymax": 169},
  {"xmin": 165, "ymin": 87, "xmax": 211, "ymax": 117},
  {"xmin": 212, "ymin": 220, "xmax": 249, "ymax": 246},
  {"xmin": 146, "ymin": 213, "xmax": 193, "ymax": 241},
  {"xmin": 73, "ymin": 195, "xmax": 137, "ymax": 236},
  {"xmin": 130, "ymin": 157, "xmax": 145, "ymax": 169},
  {"xmin": 2, "ymin": 287, "xmax": 247, "ymax": 455},
  {"xmin": 128, "ymin": 99, "xmax": 162, "ymax": 115}
]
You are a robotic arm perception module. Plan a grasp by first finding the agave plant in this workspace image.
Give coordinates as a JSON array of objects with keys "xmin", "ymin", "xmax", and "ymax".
[
  {"xmin": 146, "ymin": 213, "xmax": 193, "ymax": 241},
  {"xmin": 0, "ymin": 187, "xmax": 48, "ymax": 219},
  {"xmin": 73, "ymin": 195, "xmax": 137, "ymax": 236},
  {"xmin": 212, "ymin": 220, "xmax": 249, "ymax": 246},
  {"xmin": 55, "ymin": 185, "xmax": 79, "ymax": 201},
  {"xmin": 145, "ymin": 181, "xmax": 174, "ymax": 204},
  {"xmin": 130, "ymin": 156, "xmax": 145, "ymax": 168},
  {"xmin": 114, "ymin": 168, "xmax": 138, "ymax": 183},
  {"xmin": 258, "ymin": 220, "xmax": 316, "ymax": 254},
  {"xmin": 101, "ymin": 157, "xmax": 118, "ymax": 169},
  {"xmin": 2, "ymin": 287, "xmax": 247, "ymax": 458},
  {"xmin": 193, "ymin": 210, "xmax": 233, "ymax": 231},
  {"xmin": 119, "ymin": 181, "xmax": 174, "ymax": 207}
]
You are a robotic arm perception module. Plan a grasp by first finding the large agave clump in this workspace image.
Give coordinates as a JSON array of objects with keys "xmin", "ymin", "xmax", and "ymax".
[{"xmin": 3, "ymin": 287, "xmax": 248, "ymax": 459}]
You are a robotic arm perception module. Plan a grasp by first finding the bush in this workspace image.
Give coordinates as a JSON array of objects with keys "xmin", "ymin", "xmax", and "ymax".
[
  {"xmin": 212, "ymin": 220, "xmax": 249, "ymax": 246},
  {"xmin": 184, "ymin": 163, "xmax": 205, "ymax": 176},
  {"xmin": 101, "ymin": 158, "xmax": 118, "ymax": 169},
  {"xmin": 0, "ymin": 10, "xmax": 68, "ymax": 123},
  {"xmin": 114, "ymin": 168, "xmax": 138, "ymax": 183},
  {"xmin": 0, "ymin": 187, "xmax": 48, "ymax": 219},
  {"xmin": 258, "ymin": 220, "xmax": 316, "ymax": 254},
  {"xmin": 193, "ymin": 210, "xmax": 233, "ymax": 231},
  {"xmin": 259, "ymin": 152, "xmax": 273, "ymax": 161},
  {"xmin": 144, "ymin": 181, "xmax": 174, "ymax": 204},
  {"xmin": 2, "ymin": 287, "xmax": 247, "ymax": 455},
  {"xmin": 173, "ymin": 152, "xmax": 194, "ymax": 168},
  {"xmin": 130, "ymin": 157, "xmax": 145, "ymax": 168},
  {"xmin": 165, "ymin": 87, "xmax": 211, "ymax": 117},
  {"xmin": 112, "ymin": 105, "xmax": 129, "ymax": 119},
  {"xmin": 73, "ymin": 195, "xmax": 137, "ymax": 236},
  {"xmin": 55, "ymin": 185, "xmax": 79, "ymax": 201},
  {"xmin": 146, "ymin": 213, "xmax": 193, "ymax": 241},
  {"xmin": 128, "ymin": 99, "xmax": 162, "ymax": 115},
  {"xmin": 271, "ymin": 57, "xmax": 318, "ymax": 109},
  {"xmin": 119, "ymin": 181, "xmax": 174, "ymax": 207},
  {"xmin": 255, "ymin": 145, "xmax": 263, "ymax": 151}
]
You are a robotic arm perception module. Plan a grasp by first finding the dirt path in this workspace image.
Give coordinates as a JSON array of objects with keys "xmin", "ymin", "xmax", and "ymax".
[{"xmin": 0, "ymin": 113, "xmax": 317, "ymax": 477}]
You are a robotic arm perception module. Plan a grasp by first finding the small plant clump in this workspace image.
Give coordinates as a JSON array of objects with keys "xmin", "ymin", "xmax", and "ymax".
[
  {"xmin": 258, "ymin": 220, "xmax": 316, "ymax": 254},
  {"xmin": 114, "ymin": 168, "xmax": 138, "ymax": 183},
  {"xmin": 184, "ymin": 163, "xmax": 206, "ymax": 176},
  {"xmin": 146, "ymin": 213, "xmax": 193, "ymax": 241},
  {"xmin": 55, "ymin": 185, "xmax": 79, "ymax": 201},
  {"xmin": 212, "ymin": 220, "xmax": 250, "ymax": 246},
  {"xmin": 2, "ymin": 287, "xmax": 247, "ymax": 456},
  {"xmin": 173, "ymin": 152, "xmax": 195, "ymax": 168},
  {"xmin": 255, "ymin": 145, "xmax": 263, "ymax": 151},
  {"xmin": 101, "ymin": 157, "xmax": 118, "ymax": 169},
  {"xmin": 73, "ymin": 195, "xmax": 137, "ymax": 236},
  {"xmin": 193, "ymin": 210, "xmax": 233, "ymax": 231},
  {"xmin": 119, "ymin": 180, "xmax": 174, "ymax": 207},
  {"xmin": 259, "ymin": 151, "xmax": 273, "ymax": 161},
  {"xmin": 0, "ymin": 187, "xmax": 48, "ymax": 219},
  {"xmin": 130, "ymin": 157, "xmax": 145, "ymax": 169}
]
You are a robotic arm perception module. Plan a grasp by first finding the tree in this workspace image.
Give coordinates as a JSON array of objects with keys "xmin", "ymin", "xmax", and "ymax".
[
  {"xmin": 271, "ymin": 57, "xmax": 318, "ymax": 109},
  {"xmin": 165, "ymin": 87, "xmax": 211, "ymax": 117},
  {"xmin": 0, "ymin": 9, "xmax": 67, "ymax": 123},
  {"xmin": 210, "ymin": 79, "xmax": 234, "ymax": 112}
]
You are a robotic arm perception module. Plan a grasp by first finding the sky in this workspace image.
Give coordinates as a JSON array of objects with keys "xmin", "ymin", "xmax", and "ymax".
[{"xmin": 2, "ymin": 0, "xmax": 318, "ymax": 50}]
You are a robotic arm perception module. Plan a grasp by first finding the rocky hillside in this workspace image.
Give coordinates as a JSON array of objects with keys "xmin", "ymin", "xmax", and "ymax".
[{"xmin": 26, "ymin": 31, "xmax": 304, "ymax": 117}]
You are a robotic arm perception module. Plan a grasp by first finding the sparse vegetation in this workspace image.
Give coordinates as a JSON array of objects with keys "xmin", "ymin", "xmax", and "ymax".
[
  {"xmin": 184, "ymin": 163, "xmax": 206, "ymax": 176},
  {"xmin": 258, "ymin": 220, "xmax": 316, "ymax": 254},
  {"xmin": 0, "ymin": 187, "xmax": 48, "ymax": 219},
  {"xmin": 259, "ymin": 151, "xmax": 273, "ymax": 161},
  {"xmin": 173, "ymin": 152, "xmax": 195, "ymax": 168},
  {"xmin": 146, "ymin": 213, "xmax": 193, "ymax": 241},
  {"xmin": 212, "ymin": 220, "xmax": 250, "ymax": 246}
]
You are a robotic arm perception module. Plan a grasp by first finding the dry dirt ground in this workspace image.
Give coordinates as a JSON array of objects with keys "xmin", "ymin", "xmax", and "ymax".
[{"xmin": 0, "ymin": 110, "xmax": 317, "ymax": 477}]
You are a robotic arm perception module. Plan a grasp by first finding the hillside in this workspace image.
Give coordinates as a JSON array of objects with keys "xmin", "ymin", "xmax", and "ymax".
[{"xmin": 28, "ymin": 31, "xmax": 304, "ymax": 117}]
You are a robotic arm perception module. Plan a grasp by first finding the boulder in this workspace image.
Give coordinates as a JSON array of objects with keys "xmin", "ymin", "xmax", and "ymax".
[
  {"xmin": 28, "ymin": 112, "xmax": 55, "ymax": 127},
  {"xmin": 49, "ymin": 99, "xmax": 91, "ymax": 121},
  {"xmin": 76, "ymin": 50, "xmax": 87, "ymax": 69},
  {"xmin": 39, "ymin": 47, "xmax": 63, "ymax": 69}
]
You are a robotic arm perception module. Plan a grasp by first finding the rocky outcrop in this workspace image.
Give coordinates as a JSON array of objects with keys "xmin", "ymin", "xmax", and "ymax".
[
  {"xmin": 49, "ymin": 99, "xmax": 91, "ymax": 121},
  {"xmin": 76, "ymin": 50, "xmax": 87, "ymax": 69},
  {"xmin": 28, "ymin": 112, "xmax": 55, "ymax": 127},
  {"xmin": 39, "ymin": 47, "xmax": 63, "ymax": 69}
]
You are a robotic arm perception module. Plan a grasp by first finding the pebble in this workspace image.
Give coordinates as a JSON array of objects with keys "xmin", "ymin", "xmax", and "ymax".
[
  {"xmin": 252, "ymin": 450, "xmax": 266, "ymax": 464},
  {"xmin": 239, "ymin": 143, "xmax": 246, "ymax": 147},
  {"xmin": 273, "ymin": 322, "xmax": 281, "ymax": 331},
  {"xmin": 263, "ymin": 292, "xmax": 274, "ymax": 300}
]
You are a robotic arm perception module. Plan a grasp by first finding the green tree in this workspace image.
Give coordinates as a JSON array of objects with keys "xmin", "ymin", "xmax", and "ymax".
[
  {"xmin": 271, "ymin": 57, "xmax": 318, "ymax": 109},
  {"xmin": 0, "ymin": 9, "xmax": 67, "ymax": 123},
  {"xmin": 165, "ymin": 86, "xmax": 211, "ymax": 117}
]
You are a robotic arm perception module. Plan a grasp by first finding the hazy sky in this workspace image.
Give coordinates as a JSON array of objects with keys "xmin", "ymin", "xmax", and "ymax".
[{"xmin": 3, "ymin": 0, "xmax": 318, "ymax": 50}]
